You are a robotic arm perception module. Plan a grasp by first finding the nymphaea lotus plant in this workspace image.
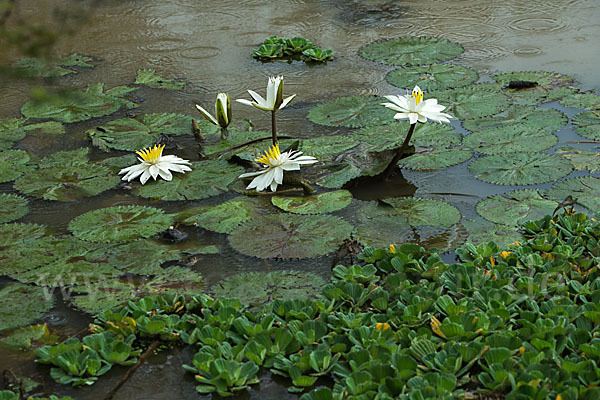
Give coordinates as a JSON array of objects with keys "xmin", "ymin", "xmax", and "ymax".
[
  {"xmin": 239, "ymin": 143, "xmax": 317, "ymax": 192},
  {"xmin": 119, "ymin": 144, "xmax": 191, "ymax": 184},
  {"xmin": 195, "ymin": 93, "xmax": 232, "ymax": 139},
  {"xmin": 237, "ymin": 76, "xmax": 296, "ymax": 145}
]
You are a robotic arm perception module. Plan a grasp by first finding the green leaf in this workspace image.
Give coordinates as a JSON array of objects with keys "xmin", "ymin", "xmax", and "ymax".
[
  {"xmin": 400, "ymin": 147, "xmax": 472, "ymax": 170},
  {"xmin": 386, "ymin": 64, "xmax": 478, "ymax": 91},
  {"xmin": 0, "ymin": 193, "xmax": 29, "ymax": 223},
  {"xmin": 307, "ymin": 96, "xmax": 396, "ymax": 128},
  {"xmin": 316, "ymin": 162, "xmax": 362, "ymax": 189},
  {"xmin": 271, "ymin": 190, "xmax": 352, "ymax": 214},
  {"xmin": 0, "ymin": 150, "xmax": 31, "ymax": 183},
  {"xmin": 360, "ymin": 37, "xmax": 464, "ymax": 66},
  {"xmin": 462, "ymin": 217, "xmax": 523, "ymax": 247},
  {"xmin": 476, "ymin": 189, "xmax": 559, "ymax": 226},
  {"xmin": 468, "ymin": 153, "xmax": 573, "ymax": 185},
  {"xmin": 135, "ymin": 68, "xmax": 186, "ymax": 90},
  {"xmin": 546, "ymin": 176, "xmax": 600, "ymax": 212},
  {"xmin": 560, "ymin": 92, "xmax": 600, "ymax": 110},
  {"xmin": 557, "ymin": 147, "xmax": 600, "ymax": 173},
  {"xmin": 0, "ymin": 283, "xmax": 53, "ymax": 331},
  {"xmin": 573, "ymin": 111, "xmax": 600, "ymax": 140},
  {"xmin": 132, "ymin": 160, "xmax": 244, "ymax": 201},
  {"xmin": 429, "ymin": 85, "xmax": 510, "ymax": 120},
  {"xmin": 359, "ymin": 197, "xmax": 461, "ymax": 228},
  {"xmin": 492, "ymin": 71, "xmax": 577, "ymax": 104},
  {"xmin": 299, "ymin": 135, "xmax": 359, "ymax": 159},
  {"xmin": 462, "ymin": 105, "xmax": 567, "ymax": 134},
  {"xmin": 353, "ymin": 120, "xmax": 456, "ymax": 152},
  {"xmin": 0, "ymin": 323, "xmax": 58, "ymax": 349},
  {"xmin": 228, "ymin": 214, "xmax": 354, "ymax": 259},
  {"xmin": 68, "ymin": 205, "xmax": 173, "ymax": 243},
  {"xmin": 462, "ymin": 125, "xmax": 558, "ymax": 155}
]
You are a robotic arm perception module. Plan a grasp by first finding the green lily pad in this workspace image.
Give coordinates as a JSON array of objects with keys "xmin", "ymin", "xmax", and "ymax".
[
  {"xmin": 68, "ymin": 206, "xmax": 173, "ymax": 243},
  {"xmin": 429, "ymin": 85, "xmax": 510, "ymax": 120},
  {"xmin": 272, "ymin": 190, "xmax": 352, "ymax": 214},
  {"xmin": 0, "ymin": 150, "xmax": 31, "ymax": 183},
  {"xmin": 492, "ymin": 71, "xmax": 577, "ymax": 104},
  {"xmin": 0, "ymin": 283, "xmax": 53, "ymax": 331},
  {"xmin": 135, "ymin": 68, "xmax": 186, "ymax": 90},
  {"xmin": 104, "ymin": 239, "xmax": 188, "ymax": 275},
  {"xmin": 307, "ymin": 96, "xmax": 396, "ymax": 128},
  {"xmin": 560, "ymin": 92, "xmax": 600, "ymax": 110},
  {"xmin": 462, "ymin": 125, "xmax": 558, "ymax": 155},
  {"xmin": 11, "ymin": 54, "xmax": 94, "ymax": 78},
  {"xmin": 97, "ymin": 154, "xmax": 138, "ymax": 172},
  {"xmin": 546, "ymin": 176, "xmax": 600, "ymax": 212},
  {"xmin": 211, "ymin": 271, "xmax": 326, "ymax": 309},
  {"xmin": 573, "ymin": 111, "xmax": 600, "ymax": 140},
  {"xmin": 386, "ymin": 64, "xmax": 478, "ymax": 91},
  {"xmin": 88, "ymin": 113, "xmax": 194, "ymax": 152},
  {"xmin": 359, "ymin": 197, "xmax": 461, "ymax": 228},
  {"xmin": 15, "ymin": 162, "xmax": 120, "ymax": 202},
  {"xmin": 316, "ymin": 162, "xmax": 362, "ymax": 189},
  {"xmin": 476, "ymin": 189, "xmax": 559, "ymax": 226},
  {"xmin": 400, "ymin": 147, "xmax": 472, "ymax": 170},
  {"xmin": 462, "ymin": 217, "xmax": 524, "ymax": 247},
  {"xmin": 0, "ymin": 194, "xmax": 29, "ymax": 223},
  {"xmin": 299, "ymin": 135, "xmax": 359, "ymax": 160},
  {"xmin": 39, "ymin": 148, "xmax": 90, "ymax": 168},
  {"xmin": 353, "ymin": 121, "xmax": 457, "ymax": 152},
  {"xmin": 360, "ymin": 37, "xmax": 464, "ymax": 66},
  {"xmin": 15, "ymin": 258, "xmax": 122, "ymax": 287},
  {"xmin": 132, "ymin": 160, "xmax": 244, "ymax": 201},
  {"xmin": 0, "ymin": 119, "xmax": 62, "ymax": 148},
  {"xmin": 228, "ymin": 214, "xmax": 353, "ymax": 259},
  {"xmin": 462, "ymin": 105, "xmax": 567, "ymax": 134},
  {"xmin": 0, "ymin": 324, "xmax": 58, "ymax": 349},
  {"xmin": 557, "ymin": 147, "xmax": 600, "ymax": 173},
  {"xmin": 468, "ymin": 153, "xmax": 573, "ymax": 185}
]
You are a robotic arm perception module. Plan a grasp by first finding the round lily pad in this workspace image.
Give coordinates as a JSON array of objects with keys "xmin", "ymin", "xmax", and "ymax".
[
  {"xmin": 228, "ymin": 214, "xmax": 353, "ymax": 259},
  {"xmin": 0, "ymin": 118, "xmax": 27, "ymax": 147},
  {"xmin": 88, "ymin": 113, "xmax": 193, "ymax": 152},
  {"xmin": 573, "ymin": 112, "xmax": 600, "ymax": 140},
  {"xmin": 476, "ymin": 189, "xmax": 559, "ymax": 226},
  {"xmin": 353, "ymin": 121, "xmax": 456, "ymax": 152},
  {"xmin": 15, "ymin": 259, "xmax": 122, "ymax": 287},
  {"xmin": 359, "ymin": 197, "xmax": 461, "ymax": 228},
  {"xmin": 0, "ymin": 150, "xmax": 31, "ymax": 183},
  {"xmin": 462, "ymin": 217, "xmax": 524, "ymax": 247},
  {"xmin": 0, "ymin": 193, "xmax": 29, "ymax": 223},
  {"xmin": 0, "ymin": 283, "xmax": 53, "ymax": 331},
  {"xmin": 316, "ymin": 162, "xmax": 362, "ymax": 189},
  {"xmin": 557, "ymin": 147, "xmax": 600, "ymax": 173},
  {"xmin": 175, "ymin": 196, "xmax": 261, "ymax": 234},
  {"xmin": 546, "ymin": 176, "xmax": 600, "ymax": 212},
  {"xmin": 68, "ymin": 205, "xmax": 173, "ymax": 243},
  {"xmin": 386, "ymin": 64, "xmax": 478, "ymax": 91},
  {"xmin": 360, "ymin": 37, "xmax": 464, "ymax": 66},
  {"xmin": 135, "ymin": 69, "xmax": 186, "ymax": 90},
  {"xmin": 468, "ymin": 153, "xmax": 573, "ymax": 185},
  {"xmin": 39, "ymin": 148, "xmax": 90, "ymax": 168},
  {"xmin": 104, "ymin": 239, "xmax": 186, "ymax": 275},
  {"xmin": 15, "ymin": 163, "xmax": 120, "ymax": 202},
  {"xmin": 299, "ymin": 135, "xmax": 359, "ymax": 159},
  {"xmin": 132, "ymin": 160, "xmax": 244, "ymax": 201},
  {"xmin": 429, "ymin": 85, "xmax": 510, "ymax": 120},
  {"xmin": 492, "ymin": 71, "xmax": 577, "ymax": 104},
  {"xmin": 559, "ymin": 93, "xmax": 600, "ymax": 110},
  {"xmin": 462, "ymin": 105, "xmax": 567, "ymax": 134},
  {"xmin": 462, "ymin": 125, "xmax": 558, "ymax": 155},
  {"xmin": 271, "ymin": 190, "xmax": 352, "ymax": 214},
  {"xmin": 307, "ymin": 96, "xmax": 396, "ymax": 128},
  {"xmin": 400, "ymin": 147, "xmax": 473, "ymax": 170},
  {"xmin": 210, "ymin": 271, "xmax": 326, "ymax": 309}
]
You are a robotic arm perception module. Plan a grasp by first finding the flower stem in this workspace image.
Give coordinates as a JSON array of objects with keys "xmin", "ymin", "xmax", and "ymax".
[
  {"xmin": 220, "ymin": 127, "xmax": 229, "ymax": 140},
  {"xmin": 271, "ymin": 110, "xmax": 277, "ymax": 145},
  {"xmin": 381, "ymin": 123, "xmax": 416, "ymax": 181}
]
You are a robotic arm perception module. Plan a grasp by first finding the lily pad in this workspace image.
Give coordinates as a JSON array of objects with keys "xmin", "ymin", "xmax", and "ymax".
[
  {"xmin": 0, "ymin": 150, "xmax": 31, "ymax": 183},
  {"xmin": 546, "ymin": 176, "xmax": 600, "ymax": 212},
  {"xmin": 97, "ymin": 154, "xmax": 137, "ymax": 172},
  {"xmin": 468, "ymin": 153, "xmax": 573, "ymax": 185},
  {"xmin": 0, "ymin": 283, "xmax": 53, "ymax": 331},
  {"xmin": 360, "ymin": 37, "xmax": 464, "ymax": 66},
  {"xmin": 0, "ymin": 324, "xmax": 58, "ymax": 349},
  {"xmin": 316, "ymin": 162, "xmax": 362, "ymax": 189},
  {"xmin": 476, "ymin": 189, "xmax": 559, "ymax": 226},
  {"xmin": 462, "ymin": 105, "xmax": 567, "ymax": 134},
  {"xmin": 88, "ymin": 113, "xmax": 194, "ymax": 152},
  {"xmin": 560, "ymin": 92, "xmax": 600, "ymax": 110},
  {"xmin": 573, "ymin": 111, "xmax": 600, "ymax": 140},
  {"xmin": 429, "ymin": 85, "xmax": 509, "ymax": 120},
  {"xmin": 359, "ymin": 197, "xmax": 461, "ymax": 228},
  {"xmin": 462, "ymin": 125, "xmax": 558, "ymax": 155},
  {"xmin": 211, "ymin": 271, "xmax": 326, "ymax": 309},
  {"xmin": 68, "ymin": 205, "xmax": 173, "ymax": 243},
  {"xmin": 557, "ymin": 147, "xmax": 600, "ymax": 173},
  {"xmin": 0, "ymin": 119, "xmax": 62, "ymax": 148},
  {"xmin": 104, "ymin": 239, "xmax": 188, "ymax": 275},
  {"xmin": 272, "ymin": 190, "xmax": 352, "ymax": 214},
  {"xmin": 135, "ymin": 68, "xmax": 186, "ymax": 90},
  {"xmin": 11, "ymin": 54, "xmax": 94, "ymax": 78},
  {"xmin": 228, "ymin": 214, "xmax": 353, "ymax": 259},
  {"xmin": 132, "ymin": 160, "xmax": 244, "ymax": 201},
  {"xmin": 492, "ymin": 71, "xmax": 577, "ymax": 104},
  {"xmin": 386, "ymin": 64, "xmax": 478, "ymax": 91},
  {"xmin": 400, "ymin": 147, "xmax": 472, "ymax": 170},
  {"xmin": 39, "ymin": 148, "xmax": 90, "ymax": 168},
  {"xmin": 15, "ymin": 259, "xmax": 122, "ymax": 287},
  {"xmin": 307, "ymin": 96, "xmax": 396, "ymax": 128},
  {"xmin": 299, "ymin": 135, "xmax": 359, "ymax": 160},
  {"xmin": 0, "ymin": 194, "xmax": 29, "ymax": 223},
  {"xmin": 462, "ymin": 217, "xmax": 524, "ymax": 247}
]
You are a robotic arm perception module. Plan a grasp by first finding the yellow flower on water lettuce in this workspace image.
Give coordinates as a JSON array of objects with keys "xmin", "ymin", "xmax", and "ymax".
[
  {"xmin": 381, "ymin": 85, "xmax": 452, "ymax": 124},
  {"xmin": 195, "ymin": 92, "xmax": 231, "ymax": 129},
  {"xmin": 236, "ymin": 76, "xmax": 296, "ymax": 112},
  {"xmin": 118, "ymin": 144, "xmax": 191, "ymax": 184}
]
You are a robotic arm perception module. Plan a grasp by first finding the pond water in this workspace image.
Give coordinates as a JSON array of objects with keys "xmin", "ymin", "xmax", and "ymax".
[{"xmin": 1, "ymin": 0, "xmax": 599, "ymax": 398}]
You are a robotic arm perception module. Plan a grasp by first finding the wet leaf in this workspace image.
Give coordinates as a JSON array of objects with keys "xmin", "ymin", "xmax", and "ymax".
[
  {"xmin": 353, "ymin": 121, "xmax": 456, "ymax": 152},
  {"xmin": 462, "ymin": 105, "xmax": 567, "ymax": 134},
  {"xmin": 468, "ymin": 153, "xmax": 573, "ymax": 185},
  {"xmin": 462, "ymin": 125, "xmax": 558, "ymax": 155},
  {"xmin": 229, "ymin": 214, "xmax": 354, "ymax": 259},
  {"xmin": 307, "ymin": 96, "xmax": 396, "ymax": 128},
  {"xmin": 573, "ymin": 111, "xmax": 600, "ymax": 140},
  {"xmin": 0, "ymin": 324, "xmax": 58, "ymax": 349},
  {"xmin": 15, "ymin": 259, "xmax": 122, "ymax": 287},
  {"xmin": 557, "ymin": 146, "xmax": 600, "ymax": 173},
  {"xmin": 135, "ymin": 68, "xmax": 186, "ymax": 90},
  {"xmin": 11, "ymin": 54, "xmax": 93, "ymax": 78},
  {"xmin": 299, "ymin": 135, "xmax": 359, "ymax": 160},
  {"xmin": 272, "ymin": 190, "xmax": 352, "ymax": 214},
  {"xmin": 400, "ymin": 147, "xmax": 472, "ymax": 170},
  {"xmin": 462, "ymin": 217, "xmax": 523, "ymax": 247},
  {"xmin": 560, "ymin": 92, "xmax": 600, "ymax": 110},
  {"xmin": 476, "ymin": 189, "xmax": 559, "ymax": 226},
  {"xmin": 0, "ymin": 119, "xmax": 62, "ymax": 148},
  {"xmin": 429, "ymin": 85, "xmax": 510, "ymax": 120},
  {"xmin": 0, "ymin": 283, "xmax": 53, "ymax": 331},
  {"xmin": 0, "ymin": 193, "xmax": 29, "ymax": 223},
  {"xmin": 359, "ymin": 197, "xmax": 461, "ymax": 228},
  {"xmin": 316, "ymin": 162, "xmax": 362, "ymax": 189},
  {"xmin": 360, "ymin": 37, "xmax": 464, "ymax": 66},
  {"xmin": 386, "ymin": 64, "xmax": 478, "ymax": 91},
  {"xmin": 546, "ymin": 176, "xmax": 600, "ymax": 212},
  {"xmin": 492, "ymin": 71, "xmax": 577, "ymax": 104},
  {"xmin": 0, "ymin": 150, "xmax": 31, "ymax": 183}
]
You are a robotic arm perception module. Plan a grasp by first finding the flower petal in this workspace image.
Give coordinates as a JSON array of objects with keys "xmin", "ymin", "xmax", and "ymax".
[{"xmin": 195, "ymin": 104, "xmax": 218, "ymax": 125}]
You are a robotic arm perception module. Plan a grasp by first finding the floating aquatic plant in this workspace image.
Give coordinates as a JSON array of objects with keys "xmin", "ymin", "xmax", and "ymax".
[
  {"xmin": 559, "ymin": 92, "xmax": 600, "ymax": 110},
  {"xmin": 0, "ymin": 193, "xmax": 29, "ymax": 223},
  {"xmin": 360, "ymin": 36, "xmax": 464, "ymax": 66},
  {"xmin": 307, "ymin": 95, "xmax": 395, "ymax": 128},
  {"xmin": 252, "ymin": 35, "xmax": 333, "ymax": 64},
  {"xmin": 11, "ymin": 53, "xmax": 94, "ymax": 78},
  {"xmin": 557, "ymin": 147, "xmax": 600, "ymax": 173},
  {"xmin": 174, "ymin": 196, "xmax": 261, "ymax": 234},
  {"xmin": 0, "ymin": 149, "xmax": 31, "ymax": 183},
  {"xmin": 386, "ymin": 63, "xmax": 479, "ymax": 91},
  {"xmin": 492, "ymin": 70, "xmax": 577, "ymax": 104},
  {"xmin": 0, "ymin": 283, "xmax": 54, "ymax": 331},
  {"xmin": 462, "ymin": 124, "xmax": 558, "ymax": 155},
  {"xmin": 135, "ymin": 68, "xmax": 186, "ymax": 90},
  {"xmin": 271, "ymin": 190, "xmax": 352, "ymax": 214},
  {"xmin": 546, "ymin": 176, "xmax": 600, "ymax": 212},
  {"xmin": 573, "ymin": 111, "xmax": 600, "ymax": 140},
  {"xmin": 476, "ymin": 189, "xmax": 559, "ymax": 227},
  {"xmin": 119, "ymin": 144, "xmax": 192, "ymax": 184}
]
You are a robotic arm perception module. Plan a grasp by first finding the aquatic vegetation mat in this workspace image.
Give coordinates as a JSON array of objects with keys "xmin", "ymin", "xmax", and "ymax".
[
  {"xmin": 386, "ymin": 64, "xmax": 478, "ymax": 91},
  {"xmin": 0, "ymin": 118, "xmax": 65, "ymax": 148},
  {"xmin": 307, "ymin": 96, "xmax": 396, "ymax": 128},
  {"xmin": 360, "ymin": 36, "xmax": 464, "ymax": 66},
  {"xmin": 0, "ymin": 193, "xmax": 29, "ymax": 223},
  {"xmin": 462, "ymin": 217, "xmax": 523, "ymax": 248},
  {"xmin": 252, "ymin": 36, "xmax": 334, "ymax": 63}
]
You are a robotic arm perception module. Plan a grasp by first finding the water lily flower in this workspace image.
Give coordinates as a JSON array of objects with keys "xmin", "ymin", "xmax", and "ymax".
[
  {"xmin": 195, "ymin": 92, "xmax": 231, "ymax": 129},
  {"xmin": 119, "ymin": 144, "xmax": 191, "ymax": 184},
  {"xmin": 236, "ymin": 75, "xmax": 296, "ymax": 112},
  {"xmin": 238, "ymin": 143, "xmax": 317, "ymax": 192},
  {"xmin": 381, "ymin": 85, "xmax": 452, "ymax": 124}
]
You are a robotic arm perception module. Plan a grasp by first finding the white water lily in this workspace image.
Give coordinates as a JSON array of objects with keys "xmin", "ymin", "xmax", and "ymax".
[
  {"xmin": 195, "ymin": 92, "xmax": 231, "ymax": 129},
  {"xmin": 118, "ymin": 144, "xmax": 192, "ymax": 185},
  {"xmin": 239, "ymin": 143, "xmax": 317, "ymax": 192},
  {"xmin": 381, "ymin": 85, "xmax": 452, "ymax": 124},
  {"xmin": 236, "ymin": 76, "xmax": 296, "ymax": 112}
]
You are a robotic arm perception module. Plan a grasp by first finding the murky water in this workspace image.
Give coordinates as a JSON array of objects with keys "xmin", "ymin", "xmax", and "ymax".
[{"xmin": 1, "ymin": 0, "xmax": 599, "ymax": 398}]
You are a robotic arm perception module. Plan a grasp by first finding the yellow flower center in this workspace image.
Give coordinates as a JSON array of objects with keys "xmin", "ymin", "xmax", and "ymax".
[
  {"xmin": 389, "ymin": 244, "xmax": 396, "ymax": 253},
  {"xmin": 376, "ymin": 322, "xmax": 390, "ymax": 331},
  {"xmin": 136, "ymin": 144, "xmax": 165, "ymax": 164},
  {"xmin": 412, "ymin": 87, "xmax": 423, "ymax": 105},
  {"xmin": 255, "ymin": 143, "xmax": 281, "ymax": 166}
]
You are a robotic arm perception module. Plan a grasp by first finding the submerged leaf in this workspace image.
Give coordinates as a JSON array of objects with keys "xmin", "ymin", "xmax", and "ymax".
[
  {"xmin": 462, "ymin": 217, "xmax": 523, "ymax": 247},
  {"xmin": 360, "ymin": 37, "xmax": 464, "ymax": 66}
]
